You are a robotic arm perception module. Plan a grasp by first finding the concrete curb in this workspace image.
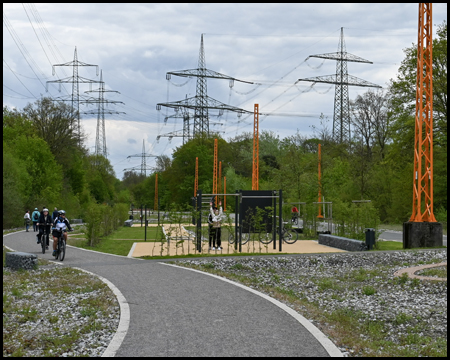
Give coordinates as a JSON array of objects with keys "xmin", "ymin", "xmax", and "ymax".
[
  {"xmin": 160, "ymin": 262, "xmax": 343, "ymax": 357},
  {"xmin": 72, "ymin": 267, "xmax": 131, "ymax": 357}
]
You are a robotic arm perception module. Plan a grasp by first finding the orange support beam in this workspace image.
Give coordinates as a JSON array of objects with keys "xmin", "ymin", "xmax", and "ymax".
[
  {"xmin": 154, "ymin": 173, "xmax": 158, "ymax": 211},
  {"xmin": 317, "ymin": 143, "xmax": 323, "ymax": 218},
  {"xmin": 194, "ymin": 157, "xmax": 198, "ymax": 197},
  {"xmin": 223, "ymin": 176, "xmax": 226, "ymax": 211},
  {"xmin": 252, "ymin": 104, "xmax": 259, "ymax": 190},
  {"xmin": 213, "ymin": 138, "xmax": 218, "ymax": 205},
  {"xmin": 410, "ymin": 3, "xmax": 436, "ymax": 222},
  {"xmin": 218, "ymin": 161, "xmax": 222, "ymax": 203}
]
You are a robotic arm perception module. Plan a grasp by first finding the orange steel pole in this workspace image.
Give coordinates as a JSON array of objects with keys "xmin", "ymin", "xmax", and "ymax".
[
  {"xmin": 219, "ymin": 161, "xmax": 222, "ymax": 204},
  {"xmin": 224, "ymin": 176, "xmax": 226, "ymax": 211},
  {"xmin": 213, "ymin": 138, "xmax": 218, "ymax": 205},
  {"xmin": 154, "ymin": 173, "xmax": 158, "ymax": 211},
  {"xmin": 410, "ymin": 3, "xmax": 436, "ymax": 222},
  {"xmin": 252, "ymin": 104, "xmax": 259, "ymax": 190},
  {"xmin": 194, "ymin": 157, "xmax": 198, "ymax": 197},
  {"xmin": 317, "ymin": 143, "xmax": 323, "ymax": 218}
]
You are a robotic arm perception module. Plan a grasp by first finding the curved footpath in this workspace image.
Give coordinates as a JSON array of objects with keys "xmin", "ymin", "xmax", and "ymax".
[{"xmin": 3, "ymin": 230, "xmax": 341, "ymax": 357}]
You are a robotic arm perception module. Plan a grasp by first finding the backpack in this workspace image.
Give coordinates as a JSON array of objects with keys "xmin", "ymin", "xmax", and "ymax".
[{"xmin": 33, "ymin": 212, "xmax": 39, "ymax": 221}]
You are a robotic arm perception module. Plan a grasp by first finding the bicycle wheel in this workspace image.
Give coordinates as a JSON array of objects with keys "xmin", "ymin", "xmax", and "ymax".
[
  {"xmin": 41, "ymin": 232, "xmax": 45, "ymax": 254},
  {"xmin": 228, "ymin": 232, "xmax": 235, "ymax": 245},
  {"xmin": 59, "ymin": 239, "xmax": 65, "ymax": 261},
  {"xmin": 283, "ymin": 229, "xmax": 298, "ymax": 244},
  {"xmin": 241, "ymin": 233, "xmax": 250, "ymax": 245},
  {"xmin": 259, "ymin": 232, "xmax": 273, "ymax": 244}
]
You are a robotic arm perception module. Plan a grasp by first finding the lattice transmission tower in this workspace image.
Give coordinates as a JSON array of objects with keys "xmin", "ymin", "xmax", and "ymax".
[
  {"xmin": 84, "ymin": 70, "xmax": 125, "ymax": 158},
  {"xmin": 157, "ymin": 34, "xmax": 254, "ymax": 143},
  {"xmin": 298, "ymin": 28, "xmax": 381, "ymax": 143},
  {"xmin": 46, "ymin": 47, "xmax": 100, "ymax": 145},
  {"xmin": 124, "ymin": 140, "xmax": 157, "ymax": 177}
]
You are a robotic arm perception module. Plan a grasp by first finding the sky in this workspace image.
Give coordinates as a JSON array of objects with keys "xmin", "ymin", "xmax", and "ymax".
[{"xmin": 3, "ymin": 3, "xmax": 447, "ymax": 179}]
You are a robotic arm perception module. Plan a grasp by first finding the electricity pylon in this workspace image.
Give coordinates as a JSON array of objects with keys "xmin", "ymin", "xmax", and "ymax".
[
  {"xmin": 157, "ymin": 34, "xmax": 253, "ymax": 142},
  {"xmin": 298, "ymin": 27, "xmax": 381, "ymax": 143},
  {"xmin": 84, "ymin": 70, "xmax": 125, "ymax": 158},
  {"xmin": 124, "ymin": 140, "xmax": 157, "ymax": 177},
  {"xmin": 46, "ymin": 47, "xmax": 100, "ymax": 145}
]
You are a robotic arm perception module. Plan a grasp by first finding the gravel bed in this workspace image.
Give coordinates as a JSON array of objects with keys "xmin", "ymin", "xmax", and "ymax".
[
  {"xmin": 3, "ymin": 265, "xmax": 120, "ymax": 357},
  {"xmin": 175, "ymin": 250, "xmax": 447, "ymax": 357}
]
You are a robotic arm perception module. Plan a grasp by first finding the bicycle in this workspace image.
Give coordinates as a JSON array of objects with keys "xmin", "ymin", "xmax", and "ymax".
[
  {"xmin": 53, "ymin": 229, "xmax": 71, "ymax": 261},
  {"xmin": 259, "ymin": 219, "xmax": 298, "ymax": 245},
  {"xmin": 228, "ymin": 230, "xmax": 250, "ymax": 245},
  {"xmin": 39, "ymin": 225, "xmax": 50, "ymax": 254},
  {"xmin": 291, "ymin": 212, "xmax": 299, "ymax": 225}
]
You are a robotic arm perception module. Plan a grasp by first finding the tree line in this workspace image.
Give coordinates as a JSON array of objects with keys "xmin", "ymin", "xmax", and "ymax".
[{"xmin": 3, "ymin": 21, "xmax": 446, "ymax": 230}]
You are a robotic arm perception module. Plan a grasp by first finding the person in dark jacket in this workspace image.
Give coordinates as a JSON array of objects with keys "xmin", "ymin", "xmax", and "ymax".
[
  {"xmin": 52, "ymin": 207, "xmax": 59, "ymax": 222},
  {"xmin": 37, "ymin": 208, "xmax": 53, "ymax": 250}
]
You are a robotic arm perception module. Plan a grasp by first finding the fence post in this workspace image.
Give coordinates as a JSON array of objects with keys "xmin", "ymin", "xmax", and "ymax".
[
  {"xmin": 196, "ymin": 189, "xmax": 202, "ymax": 252},
  {"xmin": 279, "ymin": 189, "xmax": 282, "ymax": 252}
]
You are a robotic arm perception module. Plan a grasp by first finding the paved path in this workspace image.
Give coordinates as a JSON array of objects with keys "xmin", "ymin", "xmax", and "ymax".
[{"xmin": 3, "ymin": 230, "xmax": 341, "ymax": 357}]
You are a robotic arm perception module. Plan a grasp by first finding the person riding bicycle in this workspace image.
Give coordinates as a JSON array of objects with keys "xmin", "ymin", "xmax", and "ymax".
[
  {"xmin": 52, "ymin": 210, "xmax": 72, "ymax": 257},
  {"xmin": 37, "ymin": 208, "xmax": 53, "ymax": 250}
]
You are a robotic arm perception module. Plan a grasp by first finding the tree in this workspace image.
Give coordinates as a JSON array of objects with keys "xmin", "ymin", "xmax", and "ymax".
[{"xmin": 22, "ymin": 97, "xmax": 86, "ymax": 164}]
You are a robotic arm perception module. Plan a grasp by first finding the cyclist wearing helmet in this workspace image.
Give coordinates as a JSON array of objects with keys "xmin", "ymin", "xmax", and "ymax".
[
  {"xmin": 52, "ymin": 210, "xmax": 72, "ymax": 257},
  {"xmin": 37, "ymin": 208, "xmax": 53, "ymax": 250}
]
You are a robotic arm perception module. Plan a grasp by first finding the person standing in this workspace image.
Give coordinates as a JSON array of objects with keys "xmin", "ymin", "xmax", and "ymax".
[
  {"xmin": 24, "ymin": 210, "xmax": 31, "ymax": 232},
  {"xmin": 210, "ymin": 201, "xmax": 223, "ymax": 251},
  {"xmin": 31, "ymin": 208, "xmax": 40, "ymax": 232},
  {"xmin": 37, "ymin": 208, "xmax": 53, "ymax": 250},
  {"xmin": 208, "ymin": 206, "xmax": 215, "ymax": 250},
  {"xmin": 52, "ymin": 207, "xmax": 59, "ymax": 222}
]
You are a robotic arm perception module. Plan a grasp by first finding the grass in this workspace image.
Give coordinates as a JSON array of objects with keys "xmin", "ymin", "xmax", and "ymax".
[
  {"xmin": 416, "ymin": 266, "xmax": 447, "ymax": 278},
  {"xmin": 177, "ymin": 252, "xmax": 447, "ymax": 357},
  {"xmin": 3, "ymin": 246, "xmax": 119, "ymax": 357}
]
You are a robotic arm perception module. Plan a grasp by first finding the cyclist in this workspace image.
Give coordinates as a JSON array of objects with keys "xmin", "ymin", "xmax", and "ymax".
[
  {"xmin": 37, "ymin": 208, "xmax": 53, "ymax": 250},
  {"xmin": 52, "ymin": 210, "xmax": 73, "ymax": 257}
]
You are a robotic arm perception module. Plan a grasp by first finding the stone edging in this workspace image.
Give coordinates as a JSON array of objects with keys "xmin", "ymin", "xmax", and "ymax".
[{"xmin": 393, "ymin": 262, "xmax": 447, "ymax": 281}]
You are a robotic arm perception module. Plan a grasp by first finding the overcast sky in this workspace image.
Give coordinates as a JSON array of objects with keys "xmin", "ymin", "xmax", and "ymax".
[{"xmin": 3, "ymin": 3, "xmax": 447, "ymax": 179}]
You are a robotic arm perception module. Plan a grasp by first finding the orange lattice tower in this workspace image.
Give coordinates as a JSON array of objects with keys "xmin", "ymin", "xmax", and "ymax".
[
  {"xmin": 252, "ymin": 104, "xmax": 259, "ymax": 190},
  {"xmin": 410, "ymin": 3, "xmax": 436, "ymax": 223},
  {"xmin": 213, "ymin": 138, "xmax": 218, "ymax": 205},
  {"xmin": 317, "ymin": 143, "xmax": 323, "ymax": 218},
  {"xmin": 218, "ymin": 161, "xmax": 222, "ymax": 204}
]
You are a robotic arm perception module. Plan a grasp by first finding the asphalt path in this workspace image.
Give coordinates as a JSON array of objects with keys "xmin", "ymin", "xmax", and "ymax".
[
  {"xmin": 379, "ymin": 230, "xmax": 447, "ymax": 247},
  {"xmin": 3, "ymin": 230, "xmax": 340, "ymax": 357}
]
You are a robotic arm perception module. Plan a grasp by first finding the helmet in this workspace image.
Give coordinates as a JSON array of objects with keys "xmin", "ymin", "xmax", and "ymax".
[
  {"xmin": 43, "ymin": 208, "xmax": 49, "ymax": 212},
  {"xmin": 59, "ymin": 210, "xmax": 66, "ymax": 215},
  {"xmin": 35, "ymin": 208, "xmax": 38, "ymax": 210}
]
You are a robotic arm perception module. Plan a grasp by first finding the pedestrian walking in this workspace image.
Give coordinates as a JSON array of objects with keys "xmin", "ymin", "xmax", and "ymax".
[
  {"xmin": 52, "ymin": 207, "xmax": 59, "ymax": 222},
  {"xmin": 31, "ymin": 208, "xmax": 40, "ymax": 232},
  {"xmin": 24, "ymin": 210, "xmax": 31, "ymax": 232}
]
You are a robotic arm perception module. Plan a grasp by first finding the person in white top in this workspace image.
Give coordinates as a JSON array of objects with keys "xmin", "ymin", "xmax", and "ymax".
[
  {"xmin": 209, "ymin": 201, "xmax": 223, "ymax": 250},
  {"xmin": 23, "ymin": 210, "xmax": 31, "ymax": 232}
]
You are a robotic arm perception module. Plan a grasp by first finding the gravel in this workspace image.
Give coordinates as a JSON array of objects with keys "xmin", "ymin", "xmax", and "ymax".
[
  {"xmin": 3, "ymin": 248, "xmax": 447, "ymax": 357},
  {"xmin": 3, "ymin": 265, "xmax": 120, "ymax": 357},
  {"xmin": 175, "ymin": 249, "xmax": 447, "ymax": 357}
]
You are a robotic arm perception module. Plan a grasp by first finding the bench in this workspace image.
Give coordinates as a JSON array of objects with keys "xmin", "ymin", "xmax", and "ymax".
[
  {"xmin": 5, "ymin": 252, "xmax": 38, "ymax": 270},
  {"xmin": 124, "ymin": 219, "xmax": 133, "ymax": 227},
  {"xmin": 318, "ymin": 234, "xmax": 367, "ymax": 251}
]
